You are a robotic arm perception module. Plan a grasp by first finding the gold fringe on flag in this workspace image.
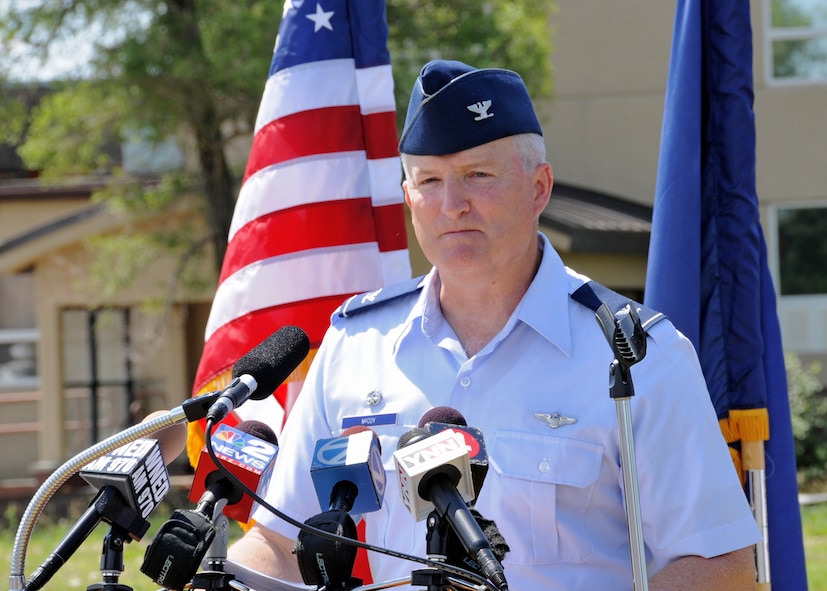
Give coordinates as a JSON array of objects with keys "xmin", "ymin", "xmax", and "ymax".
[{"xmin": 730, "ymin": 407, "xmax": 770, "ymax": 442}]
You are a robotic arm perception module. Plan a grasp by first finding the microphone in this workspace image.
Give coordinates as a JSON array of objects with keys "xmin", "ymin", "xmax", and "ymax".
[
  {"xmin": 394, "ymin": 427, "xmax": 475, "ymax": 521},
  {"xmin": 417, "ymin": 408, "xmax": 508, "ymax": 575},
  {"xmin": 419, "ymin": 407, "xmax": 489, "ymax": 503},
  {"xmin": 310, "ymin": 425, "xmax": 386, "ymax": 515},
  {"xmin": 206, "ymin": 325, "xmax": 310, "ymax": 424},
  {"xmin": 141, "ymin": 420, "xmax": 278, "ymax": 590},
  {"xmin": 295, "ymin": 427, "xmax": 384, "ymax": 590},
  {"xmin": 188, "ymin": 419, "xmax": 279, "ymax": 523},
  {"xmin": 295, "ymin": 509, "xmax": 361, "ymax": 591},
  {"xmin": 25, "ymin": 418, "xmax": 187, "ymax": 591},
  {"xmin": 394, "ymin": 425, "xmax": 508, "ymax": 591}
]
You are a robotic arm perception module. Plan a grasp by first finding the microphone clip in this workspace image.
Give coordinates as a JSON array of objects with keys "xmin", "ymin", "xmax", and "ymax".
[
  {"xmin": 294, "ymin": 509, "xmax": 362, "ymax": 591},
  {"xmin": 140, "ymin": 509, "xmax": 216, "ymax": 590}
]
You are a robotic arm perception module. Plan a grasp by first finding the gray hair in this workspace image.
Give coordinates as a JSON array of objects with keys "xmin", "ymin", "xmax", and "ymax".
[{"xmin": 400, "ymin": 133, "xmax": 547, "ymax": 180}]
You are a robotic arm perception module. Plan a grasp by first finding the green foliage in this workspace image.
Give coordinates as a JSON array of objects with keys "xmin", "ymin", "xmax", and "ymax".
[
  {"xmin": 387, "ymin": 0, "xmax": 554, "ymax": 128},
  {"xmin": 18, "ymin": 81, "xmax": 128, "ymax": 176},
  {"xmin": 802, "ymin": 503, "xmax": 827, "ymax": 588},
  {"xmin": 0, "ymin": 86, "xmax": 30, "ymax": 147},
  {"xmin": 786, "ymin": 352, "xmax": 827, "ymax": 488},
  {"xmin": 1, "ymin": 0, "xmax": 556, "ymax": 299}
]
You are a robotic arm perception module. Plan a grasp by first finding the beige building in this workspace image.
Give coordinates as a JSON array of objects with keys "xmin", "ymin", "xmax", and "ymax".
[{"xmin": 1, "ymin": 0, "xmax": 825, "ymax": 486}]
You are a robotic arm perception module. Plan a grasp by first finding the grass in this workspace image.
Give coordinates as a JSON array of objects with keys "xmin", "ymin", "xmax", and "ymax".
[
  {"xmin": 1, "ymin": 494, "xmax": 192, "ymax": 591},
  {"xmin": 803, "ymin": 503, "xmax": 827, "ymax": 589},
  {"xmin": 3, "ymin": 495, "xmax": 827, "ymax": 589}
]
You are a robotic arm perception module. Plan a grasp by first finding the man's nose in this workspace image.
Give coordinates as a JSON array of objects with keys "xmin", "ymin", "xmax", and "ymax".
[{"xmin": 440, "ymin": 177, "xmax": 471, "ymax": 218}]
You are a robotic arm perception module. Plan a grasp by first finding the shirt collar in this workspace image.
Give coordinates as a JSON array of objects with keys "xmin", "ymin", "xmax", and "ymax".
[
  {"xmin": 394, "ymin": 233, "xmax": 575, "ymax": 357},
  {"xmin": 513, "ymin": 233, "xmax": 573, "ymax": 356}
]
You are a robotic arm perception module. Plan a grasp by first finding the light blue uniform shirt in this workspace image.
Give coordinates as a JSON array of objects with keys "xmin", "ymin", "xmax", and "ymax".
[{"xmin": 254, "ymin": 234, "xmax": 760, "ymax": 590}]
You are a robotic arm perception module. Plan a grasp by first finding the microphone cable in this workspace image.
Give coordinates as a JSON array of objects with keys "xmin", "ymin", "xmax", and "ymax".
[{"xmin": 203, "ymin": 418, "xmax": 501, "ymax": 591}]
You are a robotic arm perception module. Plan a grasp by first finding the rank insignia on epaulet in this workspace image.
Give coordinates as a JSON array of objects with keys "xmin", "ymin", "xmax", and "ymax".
[{"xmin": 337, "ymin": 275, "xmax": 427, "ymax": 318}]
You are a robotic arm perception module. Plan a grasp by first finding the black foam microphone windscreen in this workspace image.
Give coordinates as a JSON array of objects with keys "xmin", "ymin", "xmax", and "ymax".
[{"xmin": 233, "ymin": 325, "xmax": 310, "ymax": 400}]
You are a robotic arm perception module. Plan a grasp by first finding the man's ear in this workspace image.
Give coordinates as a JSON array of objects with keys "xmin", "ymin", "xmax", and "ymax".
[
  {"xmin": 402, "ymin": 180, "xmax": 412, "ymax": 208},
  {"xmin": 533, "ymin": 162, "xmax": 553, "ymax": 215}
]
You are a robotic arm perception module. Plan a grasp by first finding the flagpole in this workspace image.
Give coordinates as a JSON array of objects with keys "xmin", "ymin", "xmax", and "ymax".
[{"xmin": 743, "ymin": 440, "xmax": 770, "ymax": 590}]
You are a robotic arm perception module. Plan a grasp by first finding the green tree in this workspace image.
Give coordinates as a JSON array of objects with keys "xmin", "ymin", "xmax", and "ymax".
[
  {"xmin": 786, "ymin": 352, "xmax": 827, "ymax": 488},
  {"xmin": 1, "ymin": 0, "xmax": 554, "ymax": 292}
]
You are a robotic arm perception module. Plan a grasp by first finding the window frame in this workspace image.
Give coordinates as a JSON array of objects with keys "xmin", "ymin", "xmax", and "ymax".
[{"xmin": 763, "ymin": 0, "xmax": 827, "ymax": 86}]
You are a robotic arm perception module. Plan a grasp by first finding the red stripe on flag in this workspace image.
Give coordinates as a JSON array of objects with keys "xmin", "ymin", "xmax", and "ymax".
[
  {"xmin": 219, "ymin": 199, "xmax": 378, "ymax": 283},
  {"xmin": 193, "ymin": 295, "xmax": 346, "ymax": 390},
  {"xmin": 374, "ymin": 203, "xmax": 409, "ymax": 253},
  {"xmin": 244, "ymin": 106, "xmax": 365, "ymax": 182},
  {"xmin": 363, "ymin": 111, "xmax": 399, "ymax": 159}
]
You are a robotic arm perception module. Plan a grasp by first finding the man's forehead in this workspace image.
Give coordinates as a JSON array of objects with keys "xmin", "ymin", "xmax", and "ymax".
[{"xmin": 407, "ymin": 137, "xmax": 516, "ymax": 170}]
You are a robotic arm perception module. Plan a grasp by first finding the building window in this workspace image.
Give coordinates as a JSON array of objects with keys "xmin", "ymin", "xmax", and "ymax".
[
  {"xmin": 765, "ymin": 0, "xmax": 827, "ymax": 83},
  {"xmin": 62, "ymin": 307, "xmax": 136, "ymax": 452},
  {"xmin": 0, "ymin": 329, "xmax": 38, "ymax": 389},
  {"xmin": 777, "ymin": 205, "xmax": 827, "ymax": 294}
]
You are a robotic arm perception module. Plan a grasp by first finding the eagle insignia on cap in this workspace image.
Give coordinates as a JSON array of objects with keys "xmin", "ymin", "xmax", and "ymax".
[{"xmin": 467, "ymin": 100, "xmax": 494, "ymax": 121}]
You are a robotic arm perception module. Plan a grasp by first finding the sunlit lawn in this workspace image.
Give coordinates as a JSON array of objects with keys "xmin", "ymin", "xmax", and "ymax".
[
  {"xmin": 803, "ymin": 503, "xmax": 827, "ymax": 589},
  {"xmin": 3, "ymin": 496, "xmax": 827, "ymax": 589}
]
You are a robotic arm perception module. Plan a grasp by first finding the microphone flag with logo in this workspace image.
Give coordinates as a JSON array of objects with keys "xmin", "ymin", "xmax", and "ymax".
[
  {"xmin": 188, "ymin": 421, "xmax": 279, "ymax": 524},
  {"xmin": 310, "ymin": 426, "xmax": 386, "ymax": 515}
]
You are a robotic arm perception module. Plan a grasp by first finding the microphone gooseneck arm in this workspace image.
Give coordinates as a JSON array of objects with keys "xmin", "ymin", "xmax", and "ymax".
[{"xmin": 7, "ymin": 398, "xmax": 212, "ymax": 591}]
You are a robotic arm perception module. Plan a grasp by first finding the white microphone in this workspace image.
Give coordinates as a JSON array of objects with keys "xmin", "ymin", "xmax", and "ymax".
[
  {"xmin": 393, "ymin": 428, "xmax": 475, "ymax": 522},
  {"xmin": 394, "ymin": 426, "xmax": 508, "ymax": 591}
]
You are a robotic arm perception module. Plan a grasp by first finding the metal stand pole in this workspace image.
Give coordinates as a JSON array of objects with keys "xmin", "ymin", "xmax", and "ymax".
[
  {"xmin": 743, "ymin": 440, "xmax": 771, "ymax": 590},
  {"xmin": 595, "ymin": 302, "xmax": 649, "ymax": 591},
  {"xmin": 611, "ymin": 362, "xmax": 648, "ymax": 591}
]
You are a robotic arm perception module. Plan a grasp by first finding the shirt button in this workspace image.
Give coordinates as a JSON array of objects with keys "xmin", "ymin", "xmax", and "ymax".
[
  {"xmin": 539, "ymin": 459, "xmax": 550, "ymax": 473},
  {"xmin": 460, "ymin": 377, "xmax": 471, "ymax": 388}
]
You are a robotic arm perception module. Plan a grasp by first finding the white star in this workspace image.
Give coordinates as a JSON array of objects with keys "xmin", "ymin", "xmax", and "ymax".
[{"xmin": 306, "ymin": 3, "xmax": 334, "ymax": 32}]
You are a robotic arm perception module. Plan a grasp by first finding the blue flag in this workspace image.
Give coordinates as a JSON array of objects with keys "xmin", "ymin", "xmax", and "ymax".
[{"xmin": 644, "ymin": 0, "xmax": 807, "ymax": 588}]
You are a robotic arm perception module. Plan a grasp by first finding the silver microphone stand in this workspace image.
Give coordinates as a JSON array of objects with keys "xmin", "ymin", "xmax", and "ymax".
[{"xmin": 594, "ymin": 302, "xmax": 649, "ymax": 591}]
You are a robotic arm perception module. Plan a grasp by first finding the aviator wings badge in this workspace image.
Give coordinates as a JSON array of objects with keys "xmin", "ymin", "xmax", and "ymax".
[{"xmin": 535, "ymin": 412, "xmax": 577, "ymax": 429}]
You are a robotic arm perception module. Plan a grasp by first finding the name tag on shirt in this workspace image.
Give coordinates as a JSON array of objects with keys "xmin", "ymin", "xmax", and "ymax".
[{"xmin": 342, "ymin": 413, "xmax": 398, "ymax": 429}]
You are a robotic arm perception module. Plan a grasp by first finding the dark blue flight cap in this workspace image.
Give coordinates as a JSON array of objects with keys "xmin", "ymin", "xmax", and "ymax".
[{"xmin": 398, "ymin": 59, "xmax": 543, "ymax": 156}]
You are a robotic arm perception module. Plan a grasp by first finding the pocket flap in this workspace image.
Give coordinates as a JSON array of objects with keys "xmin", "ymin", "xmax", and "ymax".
[{"xmin": 491, "ymin": 430, "xmax": 603, "ymax": 488}]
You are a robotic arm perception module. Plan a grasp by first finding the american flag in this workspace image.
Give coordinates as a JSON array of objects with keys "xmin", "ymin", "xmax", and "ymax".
[{"xmin": 188, "ymin": 0, "xmax": 410, "ymax": 454}]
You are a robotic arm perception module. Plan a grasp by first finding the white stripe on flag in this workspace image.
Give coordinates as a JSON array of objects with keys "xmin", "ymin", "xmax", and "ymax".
[
  {"xmin": 255, "ymin": 59, "xmax": 357, "ymax": 133},
  {"xmin": 206, "ymin": 244, "xmax": 386, "ymax": 341},
  {"xmin": 229, "ymin": 153, "xmax": 370, "ymax": 241},
  {"xmin": 254, "ymin": 61, "xmax": 395, "ymax": 133},
  {"xmin": 355, "ymin": 63, "xmax": 396, "ymax": 114},
  {"xmin": 369, "ymin": 157, "xmax": 404, "ymax": 207}
]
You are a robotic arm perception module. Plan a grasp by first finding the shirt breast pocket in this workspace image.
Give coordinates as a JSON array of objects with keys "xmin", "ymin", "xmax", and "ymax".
[{"xmin": 487, "ymin": 430, "xmax": 604, "ymax": 565}]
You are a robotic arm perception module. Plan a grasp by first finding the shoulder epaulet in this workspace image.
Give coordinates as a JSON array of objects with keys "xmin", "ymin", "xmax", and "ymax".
[
  {"xmin": 571, "ymin": 280, "xmax": 666, "ymax": 332},
  {"xmin": 337, "ymin": 275, "xmax": 427, "ymax": 319}
]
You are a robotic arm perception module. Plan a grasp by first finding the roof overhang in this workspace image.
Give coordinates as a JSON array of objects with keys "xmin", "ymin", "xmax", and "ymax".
[{"xmin": 540, "ymin": 182, "xmax": 652, "ymax": 255}]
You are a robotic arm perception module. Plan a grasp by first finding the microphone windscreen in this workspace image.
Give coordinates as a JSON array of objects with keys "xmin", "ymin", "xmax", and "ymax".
[
  {"xmin": 233, "ymin": 325, "xmax": 310, "ymax": 400},
  {"xmin": 418, "ymin": 406, "xmax": 467, "ymax": 428},
  {"xmin": 141, "ymin": 410, "xmax": 188, "ymax": 465},
  {"xmin": 236, "ymin": 420, "xmax": 278, "ymax": 446},
  {"xmin": 397, "ymin": 427, "xmax": 430, "ymax": 450}
]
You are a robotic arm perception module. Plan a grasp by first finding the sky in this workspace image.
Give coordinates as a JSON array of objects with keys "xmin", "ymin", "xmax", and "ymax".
[{"xmin": 0, "ymin": 0, "xmax": 107, "ymax": 82}]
